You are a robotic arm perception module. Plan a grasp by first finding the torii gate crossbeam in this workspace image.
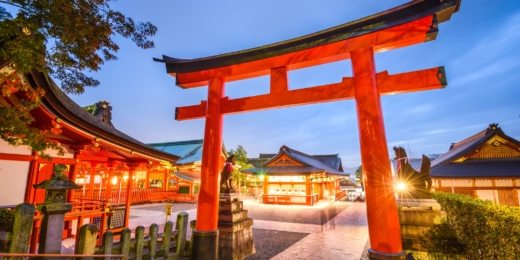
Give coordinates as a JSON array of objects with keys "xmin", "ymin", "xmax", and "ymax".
[{"xmin": 156, "ymin": 1, "xmax": 461, "ymax": 259}]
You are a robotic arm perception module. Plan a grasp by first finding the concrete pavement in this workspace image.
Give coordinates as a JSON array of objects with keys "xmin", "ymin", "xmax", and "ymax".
[{"xmin": 129, "ymin": 200, "xmax": 369, "ymax": 259}]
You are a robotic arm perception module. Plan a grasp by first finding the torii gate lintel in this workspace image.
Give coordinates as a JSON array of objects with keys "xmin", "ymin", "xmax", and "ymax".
[{"xmin": 175, "ymin": 66, "xmax": 446, "ymax": 120}]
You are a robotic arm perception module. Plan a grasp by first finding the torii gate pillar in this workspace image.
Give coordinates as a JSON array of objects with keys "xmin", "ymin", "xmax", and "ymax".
[
  {"xmin": 191, "ymin": 78, "xmax": 224, "ymax": 259},
  {"xmin": 352, "ymin": 47, "xmax": 405, "ymax": 258}
]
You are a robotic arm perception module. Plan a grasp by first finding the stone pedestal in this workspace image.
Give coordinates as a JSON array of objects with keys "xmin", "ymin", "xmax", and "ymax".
[
  {"xmin": 38, "ymin": 204, "xmax": 73, "ymax": 254},
  {"xmin": 218, "ymin": 193, "xmax": 255, "ymax": 260},
  {"xmin": 397, "ymin": 198, "xmax": 462, "ymax": 254}
]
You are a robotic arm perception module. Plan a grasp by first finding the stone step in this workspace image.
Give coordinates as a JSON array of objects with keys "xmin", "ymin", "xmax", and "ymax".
[
  {"xmin": 398, "ymin": 209, "xmax": 446, "ymax": 225},
  {"xmin": 219, "ymin": 200, "xmax": 243, "ymax": 213},
  {"xmin": 397, "ymin": 199, "xmax": 441, "ymax": 211},
  {"xmin": 400, "ymin": 224, "xmax": 457, "ymax": 240},
  {"xmin": 219, "ymin": 210, "xmax": 249, "ymax": 224},
  {"xmin": 218, "ymin": 218, "xmax": 256, "ymax": 260},
  {"xmin": 218, "ymin": 218, "xmax": 253, "ymax": 233}
]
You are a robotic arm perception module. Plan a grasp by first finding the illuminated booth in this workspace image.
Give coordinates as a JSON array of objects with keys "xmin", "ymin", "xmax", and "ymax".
[{"xmin": 243, "ymin": 145, "xmax": 349, "ymax": 205}]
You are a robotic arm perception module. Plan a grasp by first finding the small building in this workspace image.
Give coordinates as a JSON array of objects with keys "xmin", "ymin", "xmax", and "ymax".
[
  {"xmin": 430, "ymin": 123, "xmax": 520, "ymax": 206},
  {"xmin": 243, "ymin": 145, "xmax": 350, "ymax": 205},
  {"xmin": 148, "ymin": 139, "xmax": 228, "ymax": 203}
]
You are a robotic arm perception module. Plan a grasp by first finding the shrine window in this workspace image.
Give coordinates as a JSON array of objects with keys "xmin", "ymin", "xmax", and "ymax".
[
  {"xmin": 149, "ymin": 172, "xmax": 164, "ymax": 188},
  {"xmin": 168, "ymin": 178, "xmax": 178, "ymax": 189},
  {"xmin": 179, "ymin": 186, "xmax": 190, "ymax": 194}
]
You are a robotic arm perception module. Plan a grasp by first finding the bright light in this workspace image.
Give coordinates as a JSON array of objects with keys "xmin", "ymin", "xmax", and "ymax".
[
  {"xmin": 396, "ymin": 182, "xmax": 407, "ymax": 191},
  {"xmin": 75, "ymin": 177, "xmax": 86, "ymax": 185},
  {"xmin": 111, "ymin": 176, "xmax": 118, "ymax": 185}
]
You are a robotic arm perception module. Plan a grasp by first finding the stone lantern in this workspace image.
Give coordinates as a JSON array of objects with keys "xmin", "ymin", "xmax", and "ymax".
[{"xmin": 33, "ymin": 164, "xmax": 82, "ymax": 255}]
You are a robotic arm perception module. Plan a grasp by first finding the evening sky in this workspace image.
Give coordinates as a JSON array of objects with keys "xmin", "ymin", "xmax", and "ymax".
[{"xmin": 65, "ymin": 0, "xmax": 520, "ymax": 170}]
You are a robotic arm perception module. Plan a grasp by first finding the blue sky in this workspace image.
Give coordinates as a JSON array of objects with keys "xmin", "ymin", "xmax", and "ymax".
[{"xmin": 66, "ymin": 0, "xmax": 520, "ymax": 170}]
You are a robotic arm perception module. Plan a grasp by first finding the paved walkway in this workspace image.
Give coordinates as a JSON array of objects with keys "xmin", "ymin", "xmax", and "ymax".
[
  {"xmin": 129, "ymin": 200, "xmax": 369, "ymax": 259},
  {"xmin": 269, "ymin": 202, "xmax": 368, "ymax": 260}
]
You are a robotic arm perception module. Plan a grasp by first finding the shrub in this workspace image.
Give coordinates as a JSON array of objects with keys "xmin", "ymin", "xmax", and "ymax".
[
  {"xmin": 0, "ymin": 209, "xmax": 14, "ymax": 233},
  {"xmin": 432, "ymin": 192, "xmax": 520, "ymax": 259}
]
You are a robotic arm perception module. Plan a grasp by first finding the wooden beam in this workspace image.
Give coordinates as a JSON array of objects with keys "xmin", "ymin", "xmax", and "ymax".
[
  {"xmin": 76, "ymin": 154, "xmax": 108, "ymax": 162},
  {"xmin": 175, "ymin": 66, "xmax": 445, "ymax": 120},
  {"xmin": 270, "ymin": 66, "xmax": 288, "ymax": 95},
  {"xmin": 175, "ymin": 15, "xmax": 434, "ymax": 87},
  {"xmin": 0, "ymin": 153, "xmax": 78, "ymax": 164}
]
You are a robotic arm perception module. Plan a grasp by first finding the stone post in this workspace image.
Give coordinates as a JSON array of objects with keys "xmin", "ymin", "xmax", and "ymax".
[
  {"xmin": 33, "ymin": 165, "xmax": 82, "ymax": 256},
  {"xmin": 218, "ymin": 193, "xmax": 255, "ymax": 260}
]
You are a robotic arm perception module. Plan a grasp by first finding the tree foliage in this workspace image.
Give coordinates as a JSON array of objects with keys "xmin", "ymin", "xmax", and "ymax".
[
  {"xmin": 228, "ymin": 145, "xmax": 253, "ymax": 192},
  {"xmin": 0, "ymin": 0, "xmax": 157, "ymax": 156}
]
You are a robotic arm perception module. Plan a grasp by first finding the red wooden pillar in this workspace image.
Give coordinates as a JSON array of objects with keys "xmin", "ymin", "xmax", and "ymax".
[
  {"xmin": 25, "ymin": 152, "xmax": 39, "ymax": 203},
  {"xmin": 105, "ymin": 163, "xmax": 114, "ymax": 205},
  {"xmin": 351, "ymin": 47, "xmax": 404, "ymax": 258},
  {"xmin": 124, "ymin": 164, "xmax": 136, "ymax": 227},
  {"xmin": 192, "ymin": 77, "xmax": 225, "ymax": 259},
  {"xmin": 89, "ymin": 163, "xmax": 97, "ymax": 199}
]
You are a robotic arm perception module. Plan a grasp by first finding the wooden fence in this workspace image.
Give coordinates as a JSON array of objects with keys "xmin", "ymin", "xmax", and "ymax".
[
  {"xmin": 0, "ymin": 204, "xmax": 192, "ymax": 260},
  {"xmin": 73, "ymin": 188, "xmax": 178, "ymax": 205},
  {"xmin": 335, "ymin": 190, "xmax": 347, "ymax": 200}
]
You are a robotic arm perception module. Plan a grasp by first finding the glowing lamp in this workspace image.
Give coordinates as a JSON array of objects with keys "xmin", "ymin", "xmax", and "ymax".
[
  {"xmin": 75, "ymin": 177, "xmax": 86, "ymax": 185},
  {"xmin": 396, "ymin": 182, "xmax": 407, "ymax": 191}
]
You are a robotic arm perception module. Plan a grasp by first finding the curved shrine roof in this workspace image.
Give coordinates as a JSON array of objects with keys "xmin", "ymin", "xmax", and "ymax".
[
  {"xmin": 21, "ymin": 68, "xmax": 180, "ymax": 163},
  {"xmin": 430, "ymin": 124, "xmax": 520, "ymax": 178},
  {"xmin": 243, "ymin": 145, "xmax": 349, "ymax": 177}
]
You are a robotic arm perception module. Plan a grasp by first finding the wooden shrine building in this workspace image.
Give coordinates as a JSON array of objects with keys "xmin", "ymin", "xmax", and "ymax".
[
  {"xmin": 243, "ymin": 145, "xmax": 349, "ymax": 205},
  {"xmin": 430, "ymin": 123, "xmax": 520, "ymax": 206},
  {"xmin": 148, "ymin": 139, "xmax": 227, "ymax": 203},
  {"xmin": 0, "ymin": 62, "xmax": 181, "ymax": 250}
]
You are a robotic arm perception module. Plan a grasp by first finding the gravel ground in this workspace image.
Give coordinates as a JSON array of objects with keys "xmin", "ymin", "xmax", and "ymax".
[
  {"xmin": 245, "ymin": 229, "xmax": 309, "ymax": 260},
  {"xmin": 245, "ymin": 200, "xmax": 350, "ymax": 224}
]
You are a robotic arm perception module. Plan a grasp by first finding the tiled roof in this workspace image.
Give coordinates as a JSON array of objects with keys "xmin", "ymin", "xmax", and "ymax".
[
  {"xmin": 148, "ymin": 140, "xmax": 203, "ymax": 165},
  {"xmin": 244, "ymin": 145, "xmax": 349, "ymax": 177},
  {"xmin": 431, "ymin": 124, "xmax": 520, "ymax": 167},
  {"xmin": 313, "ymin": 154, "xmax": 343, "ymax": 172},
  {"xmin": 248, "ymin": 158, "xmax": 269, "ymax": 168},
  {"xmin": 259, "ymin": 154, "xmax": 276, "ymax": 159},
  {"xmin": 29, "ymin": 70, "xmax": 180, "ymax": 162},
  {"xmin": 430, "ymin": 124, "xmax": 520, "ymax": 178},
  {"xmin": 173, "ymin": 172, "xmax": 195, "ymax": 183},
  {"xmin": 430, "ymin": 158, "xmax": 520, "ymax": 178}
]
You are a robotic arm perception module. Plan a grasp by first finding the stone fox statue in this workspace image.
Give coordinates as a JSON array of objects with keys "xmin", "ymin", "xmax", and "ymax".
[
  {"xmin": 220, "ymin": 155, "xmax": 236, "ymax": 190},
  {"xmin": 393, "ymin": 146, "xmax": 432, "ymax": 192}
]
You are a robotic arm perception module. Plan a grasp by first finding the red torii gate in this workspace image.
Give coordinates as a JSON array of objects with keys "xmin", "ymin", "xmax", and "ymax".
[{"xmin": 156, "ymin": 0, "xmax": 461, "ymax": 259}]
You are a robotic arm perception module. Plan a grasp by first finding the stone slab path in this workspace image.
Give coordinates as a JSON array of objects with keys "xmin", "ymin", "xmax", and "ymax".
[
  {"xmin": 268, "ymin": 202, "xmax": 368, "ymax": 260},
  {"xmin": 128, "ymin": 201, "xmax": 369, "ymax": 259}
]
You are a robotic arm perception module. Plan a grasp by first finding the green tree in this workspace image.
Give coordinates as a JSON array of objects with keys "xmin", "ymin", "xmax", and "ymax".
[
  {"xmin": 0, "ymin": 0, "xmax": 157, "ymax": 156},
  {"xmin": 228, "ymin": 145, "xmax": 253, "ymax": 194},
  {"xmin": 355, "ymin": 166, "xmax": 364, "ymax": 191}
]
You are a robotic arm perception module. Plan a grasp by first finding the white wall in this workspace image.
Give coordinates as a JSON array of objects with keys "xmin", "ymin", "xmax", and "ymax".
[
  {"xmin": 44, "ymin": 144, "xmax": 74, "ymax": 158},
  {"xmin": 0, "ymin": 160, "xmax": 30, "ymax": 206},
  {"xmin": 441, "ymin": 179, "xmax": 472, "ymax": 187},
  {"xmin": 476, "ymin": 190, "xmax": 495, "ymax": 202},
  {"xmin": 495, "ymin": 179, "xmax": 513, "ymax": 187},
  {"xmin": 475, "ymin": 180, "xmax": 492, "ymax": 187},
  {"xmin": 0, "ymin": 139, "xmax": 31, "ymax": 155}
]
